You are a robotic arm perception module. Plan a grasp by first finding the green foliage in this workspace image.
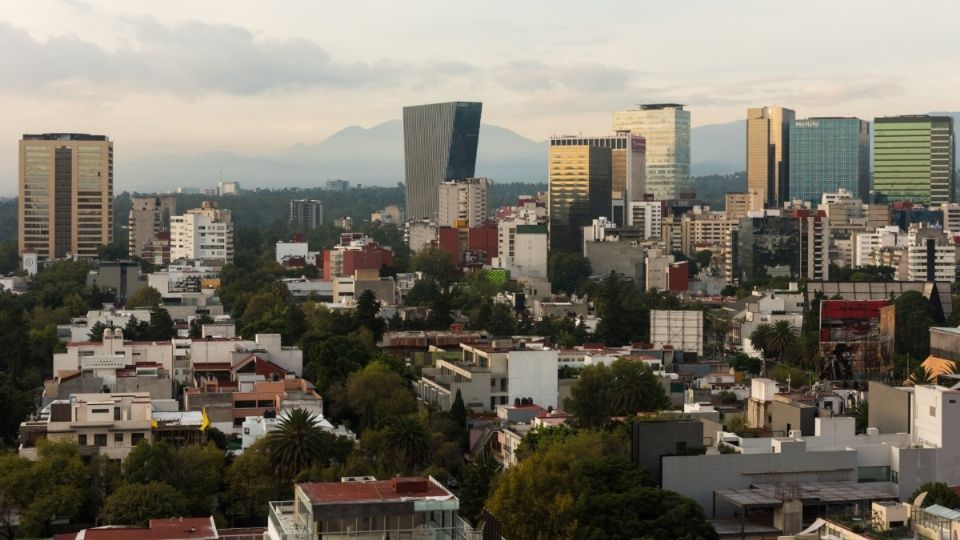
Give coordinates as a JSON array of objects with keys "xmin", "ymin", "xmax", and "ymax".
[
  {"xmin": 403, "ymin": 279, "xmax": 442, "ymax": 306},
  {"xmin": 101, "ymin": 481, "xmax": 186, "ymax": 526},
  {"xmin": 0, "ymin": 241, "xmax": 18, "ymax": 275},
  {"xmin": 450, "ymin": 389, "xmax": 467, "ymax": 428},
  {"xmin": 224, "ymin": 439, "xmax": 287, "ymax": 524},
  {"xmin": 346, "ymin": 361, "xmax": 417, "ymax": 432},
  {"xmin": 383, "ymin": 414, "xmax": 432, "ymax": 473},
  {"xmin": 851, "ymin": 400, "xmax": 868, "ymax": 434},
  {"xmin": 411, "ymin": 247, "xmax": 458, "ymax": 287},
  {"xmin": 691, "ymin": 172, "xmax": 745, "ymax": 209},
  {"xmin": 487, "ymin": 427, "xmax": 716, "ymax": 540},
  {"xmin": 126, "ymin": 286, "xmax": 163, "ymax": 309},
  {"xmin": 265, "ymin": 408, "xmax": 354, "ymax": 483},
  {"xmin": 355, "ymin": 289, "xmax": 386, "ymax": 341},
  {"xmin": 564, "ymin": 359, "xmax": 670, "ymax": 428},
  {"xmin": 458, "ymin": 453, "xmax": 500, "ymax": 525},
  {"xmin": 894, "ymin": 290, "xmax": 935, "ymax": 360},
  {"xmin": 910, "ymin": 481, "xmax": 960, "ymax": 509},
  {"xmin": 729, "ymin": 353, "xmax": 761, "ymax": 375},
  {"xmin": 548, "ymin": 252, "xmax": 592, "ymax": 295},
  {"xmin": 123, "ymin": 440, "xmax": 226, "ymax": 516},
  {"xmin": 148, "ymin": 308, "xmax": 176, "ymax": 340}
]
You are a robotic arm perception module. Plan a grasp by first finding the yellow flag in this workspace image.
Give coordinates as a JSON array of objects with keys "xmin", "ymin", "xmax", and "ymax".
[
  {"xmin": 200, "ymin": 407, "xmax": 210, "ymax": 432},
  {"xmin": 151, "ymin": 419, "xmax": 158, "ymax": 429}
]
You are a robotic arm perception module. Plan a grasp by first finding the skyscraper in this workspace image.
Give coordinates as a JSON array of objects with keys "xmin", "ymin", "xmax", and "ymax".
[
  {"xmin": 170, "ymin": 201, "xmax": 234, "ymax": 263},
  {"xmin": 548, "ymin": 137, "xmax": 612, "ymax": 252},
  {"xmin": 873, "ymin": 116, "xmax": 955, "ymax": 204},
  {"xmin": 438, "ymin": 177, "xmax": 489, "ymax": 228},
  {"xmin": 612, "ymin": 104, "xmax": 690, "ymax": 200},
  {"xmin": 746, "ymin": 106, "xmax": 795, "ymax": 208},
  {"xmin": 788, "ymin": 117, "xmax": 870, "ymax": 204},
  {"xmin": 19, "ymin": 133, "xmax": 113, "ymax": 260},
  {"xmin": 289, "ymin": 199, "xmax": 324, "ymax": 229},
  {"xmin": 403, "ymin": 102, "xmax": 482, "ymax": 220}
]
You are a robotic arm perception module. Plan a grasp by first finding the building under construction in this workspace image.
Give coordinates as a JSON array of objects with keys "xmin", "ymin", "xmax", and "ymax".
[{"xmin": 819, "ymin": 300, "xmax": 895, "ymax": 380}]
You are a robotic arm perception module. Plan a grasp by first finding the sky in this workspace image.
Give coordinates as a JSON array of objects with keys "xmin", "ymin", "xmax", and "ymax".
[{"xmin": 0, "ymin": 0, "xmax": 958, "ymax": 195}]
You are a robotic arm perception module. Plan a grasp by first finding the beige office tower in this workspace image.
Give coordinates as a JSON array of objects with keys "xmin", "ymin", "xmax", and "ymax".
[
  {"xmin": 612, "ymin": 104, "xmax": 690, "ymax": 200},
  {"xmin": 128, "ymin": 195, "xmax": 176, "ymax": 261},
  {"xmin": 724, "ymin": 192, "xmax": 764, "ymax": 221},
  {"xmin": 548, "ymin": 140, "xmax": 612, "ymax": 253},
  {"xmin": 437, "ymin": 177, "xmax": 489, "ymax": 228},
  {"xmin": 747, "ymin": 106, "xmax": 795, "ymax": 208},
  {"xmin": 19, "ymin": 133, "xmax": 113, "ymax": 260}
]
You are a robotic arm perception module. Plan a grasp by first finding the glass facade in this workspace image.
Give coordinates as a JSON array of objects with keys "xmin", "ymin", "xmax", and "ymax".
[
  {"xmin": 612, "ymin": 104, "xmax": 690, "ymax": 200},
  {"xmin": 736, "ymin": 215, "xmax": 801, "ymax": 282},
  {"xmin": 873, "ymin": 116, "xmax": 955, "ymax": 204},
  {"xmin": 788, "ymin": 117, "xmax": 870, "ymax": 204},
  {"xmin": 548, "ymin": 142, "xmax": 612, "ymax": 253},
  {"xmin": 747, "ymin": 106, "xmax": 795, "ymax": 207},
  {"xmin": 403, "ymin": 102, "xmax": 482, "ymax": 220}
]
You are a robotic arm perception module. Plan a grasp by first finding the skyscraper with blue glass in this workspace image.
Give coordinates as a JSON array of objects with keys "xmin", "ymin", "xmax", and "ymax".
[{"xmin": 788, "ymin": 117, "xmax": 870, "ymax": 204}]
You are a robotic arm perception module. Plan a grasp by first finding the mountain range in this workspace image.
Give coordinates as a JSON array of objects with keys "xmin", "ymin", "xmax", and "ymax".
[{"xmin": 118, "ymin": 112, "xmax": 960, "ymax": 193}]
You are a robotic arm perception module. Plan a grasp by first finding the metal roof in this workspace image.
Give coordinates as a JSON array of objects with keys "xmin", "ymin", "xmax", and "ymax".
[{"xmin": 716, "ymin": 481, "xmax": 897, "ymax": 509}]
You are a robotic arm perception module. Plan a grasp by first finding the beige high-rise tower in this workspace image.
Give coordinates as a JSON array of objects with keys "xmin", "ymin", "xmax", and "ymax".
[
  {"xmin": 19, "ymin": 133, "xmax": 113, "ymax": 260},
  {"xmin": 747, "ymin": 106, "xmax": 795, "ymax": 207}
]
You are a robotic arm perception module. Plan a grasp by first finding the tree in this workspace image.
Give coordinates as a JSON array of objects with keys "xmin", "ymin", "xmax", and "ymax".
[
  {"xmin": 894, "ymin": 291, "xmax": 935, "ymax": 360},
  {"xmin": 124, "ymin": 315, "xmax": 150, "ymax": 340},
  {"xmin": 147, "ymin": 308, "xmax": 176, "ymax": 340},
  {"xmin": 346, "ymin": 361, "xmax": 417, "ymax": 432},
  {"xmin": 748, "ymin": 323, "xmax": 773, "ymax": 360},
  {"xmin": 450, "ymin": 389, "xmax": 467, "ymax": 429},
  {"xmin": 123, "ymin": 440, "xmax": 178, "ymax": 484},
  {"xmin": 87, "ymin": 321, "xmax": 111, "ymax": 342},
  {"xmin": 411, "ymin": 247, "xmax": 458, "ymax": 287},
  {"xmin": 592, "ymin": 273, "xmax": 644, "ymax": 346},
  {"xmin": 767, "ymin": 320, "xmax": 798, "ymax": 363},
  {"xmin": 266, "ymin": 408, "xmax": 331, "ymax": 481},
  {"xmin": 910, "ymin": 481, "xmax": 960, "ymax": 509},
  {"xmin": 426, "ymin": 294, "xmax": 453, "ymax": 330},
  {"xmin": 729, "ymin": 353, "xmax": 762, "ymax": 375},
  {"xmin": 224, "ymin": 439, "xmax": 287, "ymax": 525},
  {"xmin": 127, "ymin": 286, "xmax": 163, "ymax": 309},
  {"xmin": 458, "ymin": 453, "xmax": 500, "ymax": 525},
  {"xmin": 355, "ymin": 289, "xmax": 386, "ymax": 341},
  {"xmin": 383, "ymin": 414, "xmax": 431, "ymax": 475},
  {"xmin": 548, "ymin": 252, "xmax": 592, "ymax": 295},
  {"xmin": 485, "ymin": 303, "xmax": 517, "ymax": 337},
  {"xmin": 565, "ymin": 359, "xmax": 669, "ymax": 428},
  {"xmin": 101, "ymin": 481, "xmax": 185, "ymax": 526}
]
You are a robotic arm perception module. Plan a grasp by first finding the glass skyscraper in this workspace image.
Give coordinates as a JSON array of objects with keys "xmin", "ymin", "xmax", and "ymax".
[
  {"xmin": 788, "ymin": 117, "xmax": 870, "ymax": 204},
  {"xmin": 873, "ymin": 115, "xmax": 955, "ymax": 205},
  {"xmin": 548, "ymin": 138, "xmax": 612, "ymax": 252},
  {"xmin": 612, "ymin": 104, "xmax": 690, "ymax": 200},
  {"xmin": 403, "ymin": 102, "xmax": 482, "ymax": 220},
  {"xmin": 747, "ymin": 106, "xmax": 795, "ymax": 207}
]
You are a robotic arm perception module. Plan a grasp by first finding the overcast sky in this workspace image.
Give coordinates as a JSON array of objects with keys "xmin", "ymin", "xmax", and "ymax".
[{"xmin": 0, "ymin": 0, "xmax": 957, "ymax": 194}]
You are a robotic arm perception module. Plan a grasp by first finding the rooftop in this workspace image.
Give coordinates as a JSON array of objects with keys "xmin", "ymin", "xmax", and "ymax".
[
  {"xmin": 53, "ymin": 517, "xmax": 216, "ymax": 540},
  {"xmin": 299, "ymin": 477, "xmax": 453, "ymax": 505}
]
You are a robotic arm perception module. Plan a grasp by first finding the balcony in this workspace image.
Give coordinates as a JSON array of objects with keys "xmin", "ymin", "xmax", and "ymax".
[{"xmin": 267, "ymin": 501, "xmax": 311, "ymax": 540}]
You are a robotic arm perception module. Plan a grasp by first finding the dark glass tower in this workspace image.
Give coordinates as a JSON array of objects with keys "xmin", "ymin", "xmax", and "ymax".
[{"xmin": 403, "ymin": 102, "xmax": 482, "ymax": 220}]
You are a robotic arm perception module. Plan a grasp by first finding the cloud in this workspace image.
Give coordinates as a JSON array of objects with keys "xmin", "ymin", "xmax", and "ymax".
[
  {"xmin": 672, "ymin": 74, "xmax": 906, "ymax": 108},
  {"xmin": 0, "ymin": 19, "xmax": 478, "ymax": 96},
  {"xmin": 490, "ymin": 59, "xmax": 636, "ymax": 93}
]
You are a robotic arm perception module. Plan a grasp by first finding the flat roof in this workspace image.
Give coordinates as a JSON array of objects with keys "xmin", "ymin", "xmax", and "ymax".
[
  {"xmin": 299, "ymin": 478, "xmax": 452, "ymax": 504},
  {"xmin": 716, "ymin": 481, "xmax": 897, "ymax": 509},
  {"xmin": 53, "ymin": 517, "xmax": 216, "ymax": 540}
]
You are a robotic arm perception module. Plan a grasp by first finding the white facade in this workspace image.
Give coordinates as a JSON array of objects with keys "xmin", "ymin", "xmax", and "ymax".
[
  {"xmin": 190, "ymin": 333, "xmax": 303, "ymax": 376},
  {"xmin": 58, "ymin": 308, "xmax": 154, "ymax": 343},
  {"xmin": 628, "ymin": 200, "xmax": 663, "ymax": 238},
  {"xmin": 406, "ymin": 221, "xmax": 438, "ymax": 253},
  {"xmin": 494, "ymin": 222, "xmax": 548, "ymax": 278},
  {"xmin": 506, "ymin": 350, "xmax": 559, "ymax": 410},
  {"xmin": 53, "ymin": 329, "xmax": 176, "ymax": 379},
  {"xmin": 853, "ymin": 226, "xmax": 903, "ymax": 267},
  {"xmin": 275, "ymin": 241, "xmax": 319, "ymax": 267},
  {"xmin": 240, "ymin": 409, "xmax": 350, "ymax": 452},
  {"xmin": 170, "ymin": 203, "xmax": 234, "ymax": 263},
  {"xmin": 437, "ymin": 177, "xmax": 489, "ymax": 228},
  {"xmin": 650, "ymin": 310, "xmax": 703, "ymax": 355}
]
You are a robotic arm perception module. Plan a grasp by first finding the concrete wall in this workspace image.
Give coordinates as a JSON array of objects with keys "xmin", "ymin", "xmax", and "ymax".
[
  {"xmin": 631, "ymin": 420, "xmax": 704, "ymax": 486},
  {"xmin": 507, "ymin": 350, "xmax": 559, "ymax": 409},
  {"xmin": 583, "ymin": 241, "xmax": 646, "ymax": 282},
  {"xmin": 662, "ymin": 449, "xmax": 858, "ymax": 517},
  {"xmin": 770, "ymin": 399, "xmax": 817, "ymax": 436},
  {"xmin": 868, "ymin": 381, "xmax": 910, "ymax": 435}
]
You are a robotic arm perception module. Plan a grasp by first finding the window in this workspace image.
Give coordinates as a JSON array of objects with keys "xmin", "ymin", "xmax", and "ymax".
[
  {"xmin": 94, "ymin": 434, "xmax": 107, "ymax": 447},
  {"xmin": 114, "ymin": 407, "xmax": 122, "ymax": 421},
  {"xmin": 78, "ymin": 434, "xmax": 88, "ymax": 445},
  {"xmin": 131, "ymin": 433, "xmax": 144, "ymax": 446},
  {"xmin": 930, "ymin": 406, "xmax": 937, "ymax": 417},
  {"xmin": 114, "ymin": 432, "xmax": 124, "ymax": 443}
]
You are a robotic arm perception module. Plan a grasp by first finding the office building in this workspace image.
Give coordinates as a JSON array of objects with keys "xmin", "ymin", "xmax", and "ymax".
[
  {"xmin": 128, "ymin": 195, "xmax": 175, "ymax": 262},
  {"xmin": 874, "ymin": 115, "xmax": 955, "ymax": 204},
  {"xmin": 18, "ymin": 133, "xmax": 113, "ymax": 260},
  {"xmin": 725, "ymin": 192, "xmax": 763, "ymax": 221},
  {"xmin": 495, "ymin": 222, "xmax": 548, "ymax": 278},
  {"xmin": 547, "ymin": 138, "xmax": 612, "ymax": 252},
  {"xmin": 627, "ymin": 200, "xmax": 663, "ymax": 238},
  {"xmin": 403, "ymin": 101, "xmax": 482, "ymax": 220},
  {"xmin": 289, "ymin": 199, "xmax": 324, "ymax": 229},
  {"xmin": 324, "ymin": 179, "xmax": 349, "ymax": 191},
  {"xmin": 788, "ymin": 117, "xmax": 870, "ymax": 204},
  {"xmin": 613, "ymin": 104, "xmax": 690, "ymax": 200},
  {"xmin": 170, "ymin": 201, "xmax": 234, "ymax": 263},
  {"xmin": 904, "ymin": 226, "xmax": 956, "ymax": 281},
  {"xmin": 746, "ymin": 106, "xmax": 795, "ymax": 207},
  {"xmin": 437, "ymin": 177, "xmax": 489, "ymax": 228}
]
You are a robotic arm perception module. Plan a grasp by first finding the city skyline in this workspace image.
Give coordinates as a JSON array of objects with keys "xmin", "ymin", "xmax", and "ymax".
[{"xmin": 0, "ymin": 0, "xmax": 958, "ymax": 195}]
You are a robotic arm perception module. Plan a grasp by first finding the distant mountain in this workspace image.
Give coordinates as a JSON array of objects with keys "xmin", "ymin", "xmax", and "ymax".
[
  {"xmin": 119, "ymin": 121, "xmax": 547, "ymax": 193},
  {"xmin": 691, "ymin": 120, "xmax": 744, "ymax": 175}
]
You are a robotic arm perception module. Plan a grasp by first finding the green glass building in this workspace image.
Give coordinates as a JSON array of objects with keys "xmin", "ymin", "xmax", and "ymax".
[
  {"xmin": 873, "ymin": 115, "xmax": 955, "ymax": 204},
  {"xmin": 788, "ymin": 117, "xmax": 870, "ymax": 203}
]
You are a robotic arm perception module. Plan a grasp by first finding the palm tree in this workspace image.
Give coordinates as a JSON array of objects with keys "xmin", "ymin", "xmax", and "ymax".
[
  {"xmin": 384, "ymin": 415, "xmax": 431, "ymax": 475},
  {"xmin": 266, "ymin": 408, "xmax": 327, "ymax": 480},
  {"xmin": 749, "ymin": 323, "xmax": 774, "ymax": 359},
  {"xmin": 768, "ymin": 320, "xmax": 799, "ymax": 363},
  {"xmin": 907, "ymin": 365, "xmax": 935, "ymax": 386}
]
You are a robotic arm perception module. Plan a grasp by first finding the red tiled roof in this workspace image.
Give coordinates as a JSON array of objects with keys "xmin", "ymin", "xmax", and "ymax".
[
  {"xmin": 193, "ymin": 362, "xmax": 232, "ymax": 370},
  {"xmin": 299, "ymin": 478, "xmax": 451, "ymax": 504}
]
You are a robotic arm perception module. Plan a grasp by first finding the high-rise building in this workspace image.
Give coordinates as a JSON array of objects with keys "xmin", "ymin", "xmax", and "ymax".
[
  {"xmin": 170, "ymin": 201, "xmax": 234, "ymax": 263},
  {"xmin": 403, "ymin": 102, "xmax": 482, "ymax": 220},
  {"xmin": 438, "ymin": 177, "xmax": 489, "ymax": 228},
  {"xmin": 612, "ymin": 104, "xmax": 690, "ymax": 200},
  {"xmin": 18, "ymin": 133, "xmax": 113, "ymax": 260},
  {"xmin": 725, "ymin": 192, "xmax": 763, "ymax": 221},
  {"xmin": 874, "ymin": 115, "xmax": 955, "ymax": 204},
  {"xmin": 289, "ymin": 199, "xmax": 324, "ymax": 229},
  {"xmin": 746, "ymin": 106, "xmax": 795, "ymax": 207},
  {"xmin": 547, "ymin": 138, "xmax": 613, "ymax": 253},
  {"xmin": 128, "ymin": 195, "xmax": 176, "ymax": 263},
  {"xmin": 788, "ymin": 117, "xmax": 870, "ymax": 204}
]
